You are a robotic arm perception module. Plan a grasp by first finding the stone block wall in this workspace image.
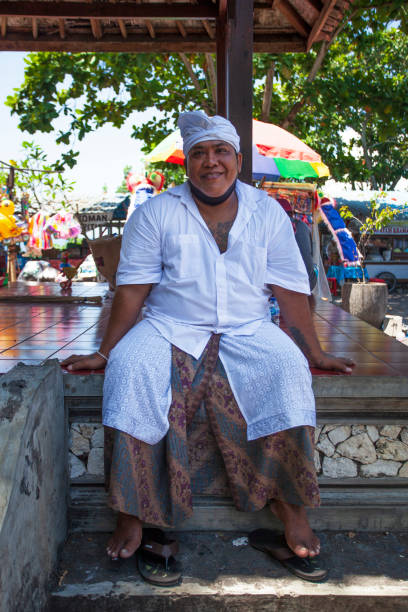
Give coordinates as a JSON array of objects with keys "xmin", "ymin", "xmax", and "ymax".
[
  {"xmin": 69, "ymin": 422, "xmax": 408, "ymax": 481},
  {"xmin": 315, "ymin": 424, "xmax": 408, "ymax": 478},
  {"xmin": 69, "ymin": 423, "xmax": 104, "ymax": 479}
]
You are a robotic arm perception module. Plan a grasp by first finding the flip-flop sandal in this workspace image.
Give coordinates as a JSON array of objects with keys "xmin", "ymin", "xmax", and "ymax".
[
  {"xmin": 137, "ymin": 528, "xmax": 182, "ymax": 587},
  {"xmin": 249, "ymin": 528, "xmax": 328, "ymax": 582}
]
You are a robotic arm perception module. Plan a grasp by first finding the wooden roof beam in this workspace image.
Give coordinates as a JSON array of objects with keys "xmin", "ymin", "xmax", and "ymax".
[
  {"xmin": 0, "ymin": 33, "xmax": 306, "ymax": 53},
  {"xmin": 176, "ymin": 20, "xmax": 187, "ymax": 37},
  {"xmin": 274, "ymin": 0, "xmax": 310, "ymax": 39},
  {"xmin": 303, "ymin": 0, "xmax": 323, "ymax": 12},
  {"xmin": 32, "ymin": 17, "xmax": 38, "ymax": 40},
  {"xmin": 58, "ymin": 18, "xmax": 66, "ymax": 39},
  {"xmin": 307, "ymin": 0, "xmax": 337, "ymax": 50},
  {"xmin": 1, "ymin": 16, "xmax": 6, "ymax": 37},
  {"xmin": 145, "ymin": 20, "xmax": 156, "ymax": 39},
  {"xmin": 202, "ymin": 19, "xmax": 214, "ymax": 39},
  {"xmin": 0, "ymin": 2, "xmax": 218, "ymax": 20},
  {"xmin": 90, "ymin": 18, "xmax": 102, "ymax": 40},
  {"xmin": 117, "ymin": 19, "xmax": 127, "ymax": 39}
]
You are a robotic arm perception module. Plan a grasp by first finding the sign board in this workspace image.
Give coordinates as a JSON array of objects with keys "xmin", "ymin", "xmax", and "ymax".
[
  {"xmin": 76, "ymin": 212, "xmax": 113, "ymax": 229},
  {"xmin": 375, "ymin": 224, "xmax": 408, "ymax": 235}
]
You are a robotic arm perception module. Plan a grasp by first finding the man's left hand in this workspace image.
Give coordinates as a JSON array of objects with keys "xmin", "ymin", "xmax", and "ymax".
[{"xmin": 311, "ymin": 352, "xmax": 355, "ymax": 373}]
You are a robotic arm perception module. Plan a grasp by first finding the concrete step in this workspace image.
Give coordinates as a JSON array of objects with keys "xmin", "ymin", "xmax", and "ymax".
[
  {"xmin": 69, "ymin": 486, "xmax": 408, "ymax": 533},
  {"xmin": 49, "ymin": 530, "xmax": 408, "ymax": 611}
]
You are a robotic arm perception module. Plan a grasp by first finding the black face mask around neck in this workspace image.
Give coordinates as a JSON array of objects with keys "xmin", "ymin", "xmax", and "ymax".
[{"xmin": 188, "ymin": 179, "xmax": 237, "ymax": 206}]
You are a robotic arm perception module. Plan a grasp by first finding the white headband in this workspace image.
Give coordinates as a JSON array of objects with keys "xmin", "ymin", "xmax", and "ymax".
[{"xmin": 178, "ymin": 111, "xmax": 240, "ymax": 157}]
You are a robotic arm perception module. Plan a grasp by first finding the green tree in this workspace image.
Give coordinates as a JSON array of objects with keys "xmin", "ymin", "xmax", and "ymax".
[
  {"xmin": 0, "ymin": 141, "xmax": 76, "ymax": 212},
  {"xmin": 5, "ymin": 1, "xmax": 407, "ymax": 190},
  {"xmin": 116, "ymin": 164, "xmax": 133, "ymax": 194}
]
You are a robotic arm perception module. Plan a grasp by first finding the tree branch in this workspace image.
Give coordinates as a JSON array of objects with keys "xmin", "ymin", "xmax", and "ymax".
[
  {"xmin": 178, "ymin": 52, "xmax": 210, "ymax": 114},
  {"xmin": 205, "ymin": 52, "xmax": 217, "ymax": 110},
  {"xmin": 261, "ymin": 62, "xmax": 275, "ymax": 122},
  {"xmin": 281, "ymin": 8, "xmax": 358, "ymax": 129}
]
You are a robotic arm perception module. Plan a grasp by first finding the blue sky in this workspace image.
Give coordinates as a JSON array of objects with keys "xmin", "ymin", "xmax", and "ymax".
[{"xmin": 0, "ymin": 52, "xmax": 160, "ymax": 197}]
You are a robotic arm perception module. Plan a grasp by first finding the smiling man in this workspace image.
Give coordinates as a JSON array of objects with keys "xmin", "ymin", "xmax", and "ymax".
[{"xmin": 62, "ymin": 111, "xmax": 353, "ymax": 585}]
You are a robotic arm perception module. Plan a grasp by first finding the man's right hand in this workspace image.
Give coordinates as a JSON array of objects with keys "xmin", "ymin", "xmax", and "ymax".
[{"xmin": 60, "ymin": 352, "xmax": 107, "ymax": 371}]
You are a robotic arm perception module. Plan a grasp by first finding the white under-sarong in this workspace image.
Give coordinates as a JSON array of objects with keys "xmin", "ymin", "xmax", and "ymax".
[{"xmin": 102, "ymin": 319, "xmax": 315, "ymax": 444}]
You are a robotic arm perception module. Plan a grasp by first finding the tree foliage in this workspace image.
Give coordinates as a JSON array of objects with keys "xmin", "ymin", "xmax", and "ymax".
[
  {"xmin": 0, "ymin": 141, "xmax": 75, "ymax": 212},
  {"xmin": 5, "ymin": 1, "xmax": 407, "ymax": 190}
]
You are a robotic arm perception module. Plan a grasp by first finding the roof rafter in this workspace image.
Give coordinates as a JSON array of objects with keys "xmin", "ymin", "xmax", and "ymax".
[
  {"xmin": 274, "ymin": 0, "xmax": 310, "ymax": 38},
  {"xmin": 307, "ymin": 0, "xmax": 337, "ymax": 50},
  {"xmin": 1, "ymin": 15, "xmax": 6, "ymax": 37},
  {"xmin": 90, "ymin": 18, "xmax": 102, "ymax": 40}
]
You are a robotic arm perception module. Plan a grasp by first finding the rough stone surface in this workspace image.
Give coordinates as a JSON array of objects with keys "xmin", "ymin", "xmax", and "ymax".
[
  {"xmin": 376, "ymin": 439, "xmax": 408, "ymax": 462},
  {"xmin": 337, "ymin": 433, "xmax": 376, "ymax": 464},
  {"xmin": 70, "ymin": 429, "xmax": 90, "ymax": 457},
  {"xmin": 400, "ymin": 428, "xmax": 408, "ymax": 445},
  {"xmin": 316, "ymin": 434, "xmax": 335, "ymax": 457},
  {"xmin": 351, "ymin": 424, "xmax": 366, "ymax": 436},
  {"xmin": 87, "ymin": 447, "xmax": 104, "ymax": 476},
  {"xmin": 380, "ymin": 425, "xmax": 402, "ymax": 439},
  {"xmin": 341, "ymin": 282, "xmax": 388, "ymax": 328},
  {"xmin": 50, "ymin": 531, "xmax": 408, "ymax": 612},
  {"xmin": 77, "ymin": 423, "xmax": 97, "ymax": 439},
  {"xmin": 91, "ymin": 426, "xmax": 104, "ymax": 448},
  {"xmin": 314, "ymin": 450, "xmax": 321, "ymax": 473},
  {"xmin": 367, "ymin": 425, "xmax": 380, "ymax": 443},
  {"xmin": 328, "ymin": 425, "xmax": 351, "ymax": 446},
  {"xmin": 360, "ymin": 460, "xmax": 401, "ymax": 478},
  {"xmin": 321, "ymin": 424, "xmax": 339, "ymax": 434},
  {"xmin": 69, "ymin": 453, "xmax": 86, "ymax": 479},
  {"xmin": 0, "ymin": 361, "xmax": 67, "ymax": 612},
  {"xmin": 322, "ymin": 456, "xmax": 358, "ymax": 478},
  {"xmin": 314, "ymin": 425, "xmax": 322, "ymax": 444},
  {"xmin": 399, "ymin": 462, "xmax": 408, "ymax": 477}
]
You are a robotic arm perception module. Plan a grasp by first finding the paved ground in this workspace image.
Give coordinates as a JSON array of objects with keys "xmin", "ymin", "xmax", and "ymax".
[
  {"xmin": 387, "ymin": 289, "xmax": 408, "ymax": 328},
  {"xmin": 334, "ymin": 287, "xmax": 408, "ymax": 340}
]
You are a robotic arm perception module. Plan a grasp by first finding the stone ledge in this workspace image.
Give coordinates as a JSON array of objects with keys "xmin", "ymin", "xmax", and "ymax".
[
  {"xmin": 69, "ymin": 487, "xmax": 408, "ymax": 533},
  {"xmin": 50, "ymin": 531, "xmax": 408, "ymax": 612},
  {"xmin": 0, "ymin": 361, "xmax": 67, "ymax": 612},
  {"xmin": 63, "ymin": 373, "xmax": 408, "ymax": 398}
]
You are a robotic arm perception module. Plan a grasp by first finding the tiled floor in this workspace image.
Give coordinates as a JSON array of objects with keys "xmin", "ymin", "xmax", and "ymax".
[
  {"xmin": 0, "ymin": 283, "xmax": 110, "ymax": 373},
  {"xmin": 0, "ymin": 283, "xmax": 407, "ymax": 377}
]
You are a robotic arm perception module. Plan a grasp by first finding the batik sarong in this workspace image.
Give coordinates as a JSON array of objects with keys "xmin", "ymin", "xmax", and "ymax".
[{"xmin": 105, "ymin": 334, "xmax": 319, "ymax": 528}]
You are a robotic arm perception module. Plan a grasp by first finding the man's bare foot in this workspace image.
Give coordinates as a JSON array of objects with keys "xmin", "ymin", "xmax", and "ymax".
[
  {"xmin": 106, "ymin": 512, "xmax": 142, "ymax": 559},
  {"xmin": 270, "ymin": 500, "xmax": 320, "ymax": 559}
]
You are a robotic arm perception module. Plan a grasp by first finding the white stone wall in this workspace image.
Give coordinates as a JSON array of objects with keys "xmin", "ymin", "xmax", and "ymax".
[
  {"xmin": 69, "ymin": 423, "xmax": 104, "ymax": 479},
  {"xmin": 69, "ymin": 422, "xmax": 408, "ymax": 480},
  {"xmin": 315, "ymin": 424, "xmax": 408, "ymax": 478}
]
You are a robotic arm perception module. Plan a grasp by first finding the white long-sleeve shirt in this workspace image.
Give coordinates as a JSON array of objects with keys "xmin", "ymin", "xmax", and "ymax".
[{"xmin": 117, "ymin": 180, "xmax": 310, "ymax": 359}]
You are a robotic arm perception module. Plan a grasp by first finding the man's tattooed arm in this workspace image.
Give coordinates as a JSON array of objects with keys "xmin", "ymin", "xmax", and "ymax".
[{"xmin": 288, "ymin": 326, "xmax": 313, "ymax": 360}]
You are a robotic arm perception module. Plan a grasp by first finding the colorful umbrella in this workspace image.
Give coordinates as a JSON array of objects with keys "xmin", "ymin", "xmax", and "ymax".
[{"xmin": 144, "ymin": 119, "xmax": 330, "ymax": 181}]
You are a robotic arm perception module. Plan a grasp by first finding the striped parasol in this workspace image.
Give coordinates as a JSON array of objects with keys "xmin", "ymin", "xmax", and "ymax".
[{"xmin": 144, "ymin": 119, "xmax": 330, "ymax": 181}]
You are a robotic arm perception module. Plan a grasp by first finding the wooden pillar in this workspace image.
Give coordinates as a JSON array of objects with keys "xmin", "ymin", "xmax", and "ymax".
[
  {"xmin": 216, "ymin": 1, "xmax": 229, "ymax": 117},
  {"xmin": 227, "ymin": 0, "xmax": 253, "ymax": 184}
]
